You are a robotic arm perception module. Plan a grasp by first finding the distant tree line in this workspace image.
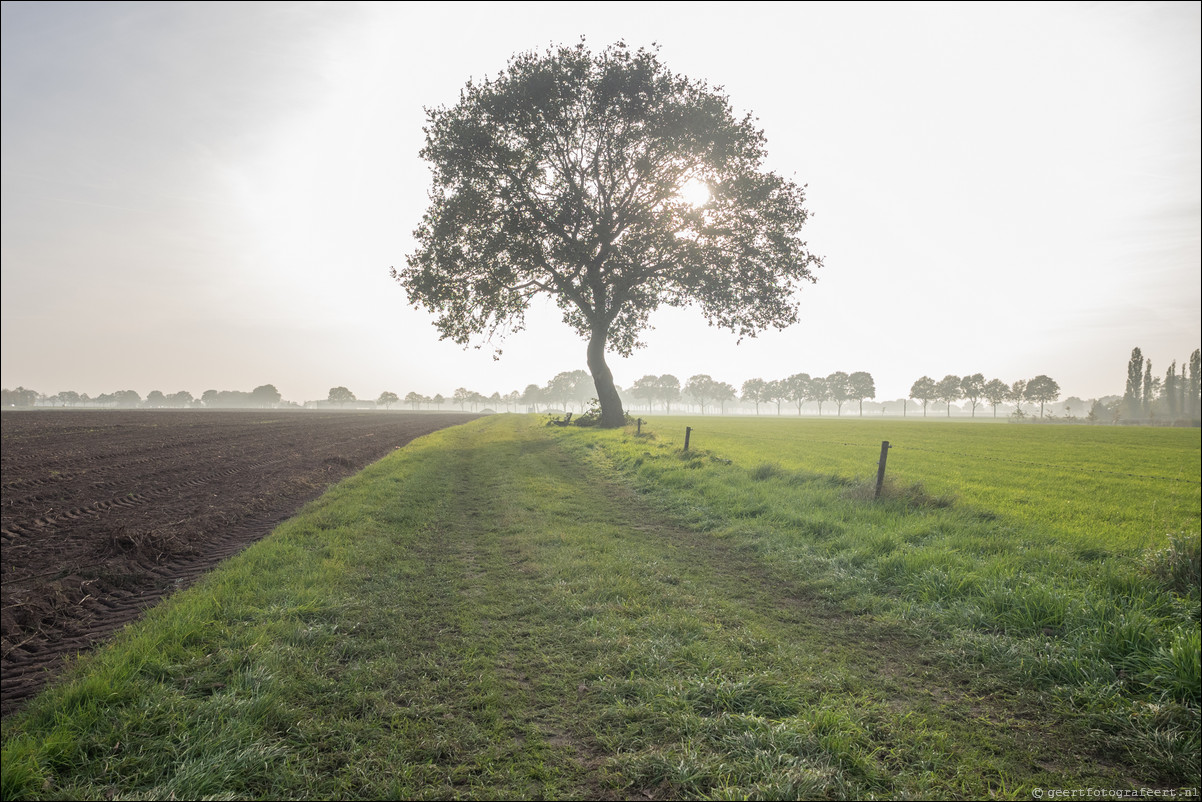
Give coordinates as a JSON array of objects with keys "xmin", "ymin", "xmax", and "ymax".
[
  {"xmin": 1120, "ymin": 347, "xmax": 1201, "ymax": 424},
  {"xmin": 7, "ymin": 346, "xmax": 1198, "ymax": 424},
  {"xmin": 1, "ymin": 384, "xmax": 287, "ymax": 409},
  {"xmin": 907, "ymin": 374, "xmax": 1061, "ymax": 419}
]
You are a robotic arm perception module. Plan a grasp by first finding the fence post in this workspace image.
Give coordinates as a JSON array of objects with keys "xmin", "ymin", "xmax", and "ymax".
[
  {"xmin": 874, "ymin": 440, "xmax": 891, "ymax": 499},
  {"xmin": 684, "ymin": 426, "xmax": 692, "ymax": 452},
  {"xmin": 637, "ymin": 418, "xmax": 642, "ymax": 435}
]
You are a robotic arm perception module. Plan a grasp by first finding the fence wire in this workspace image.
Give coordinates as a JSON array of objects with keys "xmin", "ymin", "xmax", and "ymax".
[{"xmin": 656, "ymin": 426, "xmax": 1201, "ymax": 486}]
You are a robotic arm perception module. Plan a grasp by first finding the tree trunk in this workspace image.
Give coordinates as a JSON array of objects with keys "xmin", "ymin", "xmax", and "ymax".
[{"xmin": 587, "ymin": 328, "xmax": 625, "ymax": 427}]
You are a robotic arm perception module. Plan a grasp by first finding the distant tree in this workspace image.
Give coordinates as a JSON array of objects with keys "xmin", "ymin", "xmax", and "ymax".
[
  {"xmin": 167, "ymin": 390, "xmax": 193, "ymax": 408},
  {"xmin": 684, "ymin": 375, "xmax": 718, "ymax": 414},
  {"xmin": 404, "ymin": 391, "xmax": 425, "ymax": 410},
  {"xmin": 546, "ymin": 371, "xmax": 590, "ymax": 412},
  {"xmin": 432, "ymin": 393, "xmax": 446, "ymax": 410},
  {"xmin": 629, "ymin": 375, "xmax": 659, "ymax": 412},
  {"xmin": 2, "ymin": 387, "xmax": 39, "ymax": 407},
  {"xmin": 960, "ymin": 373, "xmax": 985, "ymax": 417},
  {"xmin": 201, "ymin": 389, "xmax": 219, "ymax": 407},
  {"xmin": 1142, "ymin": 359, "xmax": 1157, "ymax": 418},
  {"xmin": 910, "ymin": 376, "xmax": 937, "ymax": 417},
  {"xmin": 252, "ymin": 384, "xmax": 282, "ymax": 407},
  {"xmin": 765, "ymin": 379, "xmax": 789, "ymax": 415},
  {"xmin": 113, "ymin": 390, "xmax": 141, "ymax": 408},
  {"xmin": 741, "ymin": 378, "xmax": 768, "ymax": 415},
  {"xmin": 1123, "ymin": 347, "xmax": 1144, "ymax": 420},
  {"xmin": 657, "ymin": 375, "xmax": 682, "ymax": 413},
  {"xmin": 378, "ymin": 391, "xmax": 400, "ymax": 409},
  {"xmin": 935, "ymin": 375, "xmax": 962, "ymax": 417},
  {"xmin": 328, "ymin": 386, "xmax": 356, "ymax": 406},
  {"xmin": 1026, "ymin": 375, "xmax": 1060, "ymax": 418},
  {"xmin": 810, "ymin": 376, "xmax": 831, "ymax": 416},
  {"xmin": 469, "ymin": 391, "xmax": 487, "ymax": 411},
  {"xmin": 56, "ymin": 390, "xmax": 82, "ymax": 407},
  {"xmin": 848, "ymin": 371, "xmax": 875, "ymax": 417},
  {"xmin": 503, "ymin": 390, "xmax": 521, "ymax": 411},
  {"xmin": 488, "ymin": 391, "xmax": 502, "ymax": 410},
  {"xmin": 520, "ymin": 384, "xmax": 543, "ymax": 411},
  {"xmin": 1162, "ymin": 362, "xmax": 1180, "ymax": 419},
  {"xmin": 1189, "ymin": 349, "xmax": 1202, "ymax": 420},
  {"xmin": 982, "ymin": 379, "xmax": 1008, "ymax": 418},
  {"xmin": 714, "ymin": 381, "xmax": 737, "ymax": 414},
  {"xmin": 145, "ymin": 390, "xmax": 167, "ymax": 407},
  {"xmin": 452, "ymin": 387, "xmax": 472, "ymax": 410},
  {"xmin": 786, "ymin": 372, "xmax": 812, "ymax": 415},
  {"xmin": 1009, "ymin": 379, "xmax": 1027, "ymax": 416},
  {"xmin": 395, "ymin": 42, "xmax": 822, "ymax": 428},
  {"xmin": 826, "ymin": 372, "xmax": 851, "ymax": 416}
]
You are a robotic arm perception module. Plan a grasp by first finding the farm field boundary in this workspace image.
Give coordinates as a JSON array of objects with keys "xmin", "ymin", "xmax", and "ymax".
[
  {"xmin": 3, "ymin": 415, "xmax": 1195, "ymax": 799},
  {"xmin": 630, "ymin": 415, "xmax": 1200, "ymax": 552},
  {"xmin": 0, "ymin": 409, "xmax": 479, "ymax": 716}
]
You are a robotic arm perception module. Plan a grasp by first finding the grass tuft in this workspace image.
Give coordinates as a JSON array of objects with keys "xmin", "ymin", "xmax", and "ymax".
[{"xmin": 1145, "ymin": 533, "xmax": 1201, "ymax": 597}]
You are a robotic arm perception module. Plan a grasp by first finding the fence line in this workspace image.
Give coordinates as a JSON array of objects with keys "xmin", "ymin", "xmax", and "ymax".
[{"xmin": 657, "ymin": 426, "xmax": 1200, "ymax": 486}]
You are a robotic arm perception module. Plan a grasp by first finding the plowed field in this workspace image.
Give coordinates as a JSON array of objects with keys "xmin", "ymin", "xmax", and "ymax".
[{"xmin": 0, "ymin": 409, "xmax": 477, "ymax": 717}]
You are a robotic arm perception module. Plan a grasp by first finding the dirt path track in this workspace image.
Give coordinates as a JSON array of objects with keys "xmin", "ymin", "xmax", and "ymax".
[{"xmin": 1, "ymin": 409, "xmax": 477, "ymax": 716}]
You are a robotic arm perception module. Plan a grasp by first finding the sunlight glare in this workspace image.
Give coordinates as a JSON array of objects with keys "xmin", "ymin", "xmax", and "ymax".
[{"xmin": 679, "ymin": 177, "xmax": 711, "ymax": 208}]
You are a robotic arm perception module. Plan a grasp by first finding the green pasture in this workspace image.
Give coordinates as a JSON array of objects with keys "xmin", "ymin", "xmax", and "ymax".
[
  {"xmin": 2, "ymin": 415, "xmax": 1198, "ymax": 800},
  {"xmin": 630, "ymin": 415, "xmax": 1200, "ymax": 553}
]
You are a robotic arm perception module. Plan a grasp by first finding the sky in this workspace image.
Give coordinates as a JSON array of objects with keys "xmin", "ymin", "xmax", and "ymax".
[{"xmin": 2, "ymin": 0, "xmax": 1199, "ymax": 405}]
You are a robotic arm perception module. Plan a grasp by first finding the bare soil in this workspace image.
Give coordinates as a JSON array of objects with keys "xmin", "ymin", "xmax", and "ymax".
[{"xmin": 0, "ymin": 409, "xmax": 477, "ymax": 717}]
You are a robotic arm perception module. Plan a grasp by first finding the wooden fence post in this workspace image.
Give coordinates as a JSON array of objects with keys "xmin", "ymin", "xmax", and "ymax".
[
  {"xmin": 684, "ymin": 426, "xmax": 692, "ymax": 452},
  {"xmin": 874, "ymin": 440, "xmax": 891, "ymax": 499}
]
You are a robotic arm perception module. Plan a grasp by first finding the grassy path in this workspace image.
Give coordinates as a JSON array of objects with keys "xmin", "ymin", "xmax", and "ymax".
[{"xmin": 1, "ymin": 416, "xmax": 1155, "ymax": 799}]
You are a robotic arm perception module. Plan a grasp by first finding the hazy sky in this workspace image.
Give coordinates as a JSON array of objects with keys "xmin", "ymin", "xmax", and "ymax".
[{"xmin": 2, "ymin": 1, "xmax": 1199, "ymax": 404}]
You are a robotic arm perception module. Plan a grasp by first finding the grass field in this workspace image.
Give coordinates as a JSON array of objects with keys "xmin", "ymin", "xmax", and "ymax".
[{"xmin": 2, "ymin": 414, "xmax": 1198, "ymax": 800}]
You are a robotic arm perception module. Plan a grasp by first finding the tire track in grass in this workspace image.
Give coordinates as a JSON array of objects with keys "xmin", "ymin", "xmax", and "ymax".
[{"xmin": 380, "ymin": 428, "xmax": 616, "ymax": 801}]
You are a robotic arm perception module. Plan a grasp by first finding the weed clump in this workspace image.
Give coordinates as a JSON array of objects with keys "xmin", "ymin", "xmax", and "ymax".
[
  {"xmin": 844, "ymin": 478, "xmax": 956, "ymax": 509},
  {"xmin": 1144, "ymin": 533, "xmax": 1201, "ymax": 597},
  {"xmin": 750, "ymin": 462, "xmax": 780, "ymax": 481}
]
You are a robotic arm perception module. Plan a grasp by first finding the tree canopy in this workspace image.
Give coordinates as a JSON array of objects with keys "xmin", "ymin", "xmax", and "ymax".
[
  {"xmin": 1026, "ymin": 375, "xmax": 1061, "ymax": 418},
  {"xmin": 396, "ymin": 41, "xmax": 822, "ymax": 426},
  {"xmin": 910, "ymin": 376, "xmax": 936, "ymax": 417}
]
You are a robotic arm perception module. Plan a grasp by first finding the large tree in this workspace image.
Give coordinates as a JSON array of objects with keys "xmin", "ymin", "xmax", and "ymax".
[
  {"xmin": 396, "ymin": 41, "xmax": 822, "ymax": 427},
  {"xmin": 983, "ymin": 378, "xmax": 1008, "ymax": 418},
  {"xmin": 684, "ymin": 375, "xmax": 716, "ymax": 414},
  {"xmin": 1189, "ymin": 349, "xmax": 1202, "ymax": 420},
  {"xmin": 1123, "ymin": 347, "xmax": 1144, "ymax": 420},
  {"xmin": 960, "ymin": 373, "xmax": 985, "ymax": 417},
  {"xmin": 328, "ymin": 387, "xmax": 356, "ymax": 406},
  {"xmin": 810, "ymin": 376, "xmax": 831, "ymax": 416},
  {"xmin": 935, "ymin": 374, "xmax": 962, "ymax": 417},
  {"xmin": 1026, "ymin": 375, "xmax": 1060, "ymax": 418},
  {"xmin": 1009, "ymin": 379, "xmax": 1027, "ymax": 415},
  {"xmin": 910, "ymin": 376, "xmax": 937, "ymax": 417},
  {"xmin": 252, "ymin": 384, "xmax": 282, "ymax": 407},
  {"xmin": 786, "ymin": 373, "xmax": 812, "ymax": 415},
  {"xmin": 765, "ymin": 379, "xmax": 789, "ymax": 415},
  {"xmin": 826, "ymin": 371, "xmax": 851, "ymax": 416},
  {"xmin": 629, "ymin": 375, "xmax": 660, "ymax": 411},
  {"xmin": 741, "ymin": 378, "xmax": 768, "ymax": 415},
  {"xmin": 848, "ymin": 371, "xmax": 875, "ymax": 417},
  {"xmin": 657, "ymin": 374, "xmax": 682, "ymax": 413}
]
